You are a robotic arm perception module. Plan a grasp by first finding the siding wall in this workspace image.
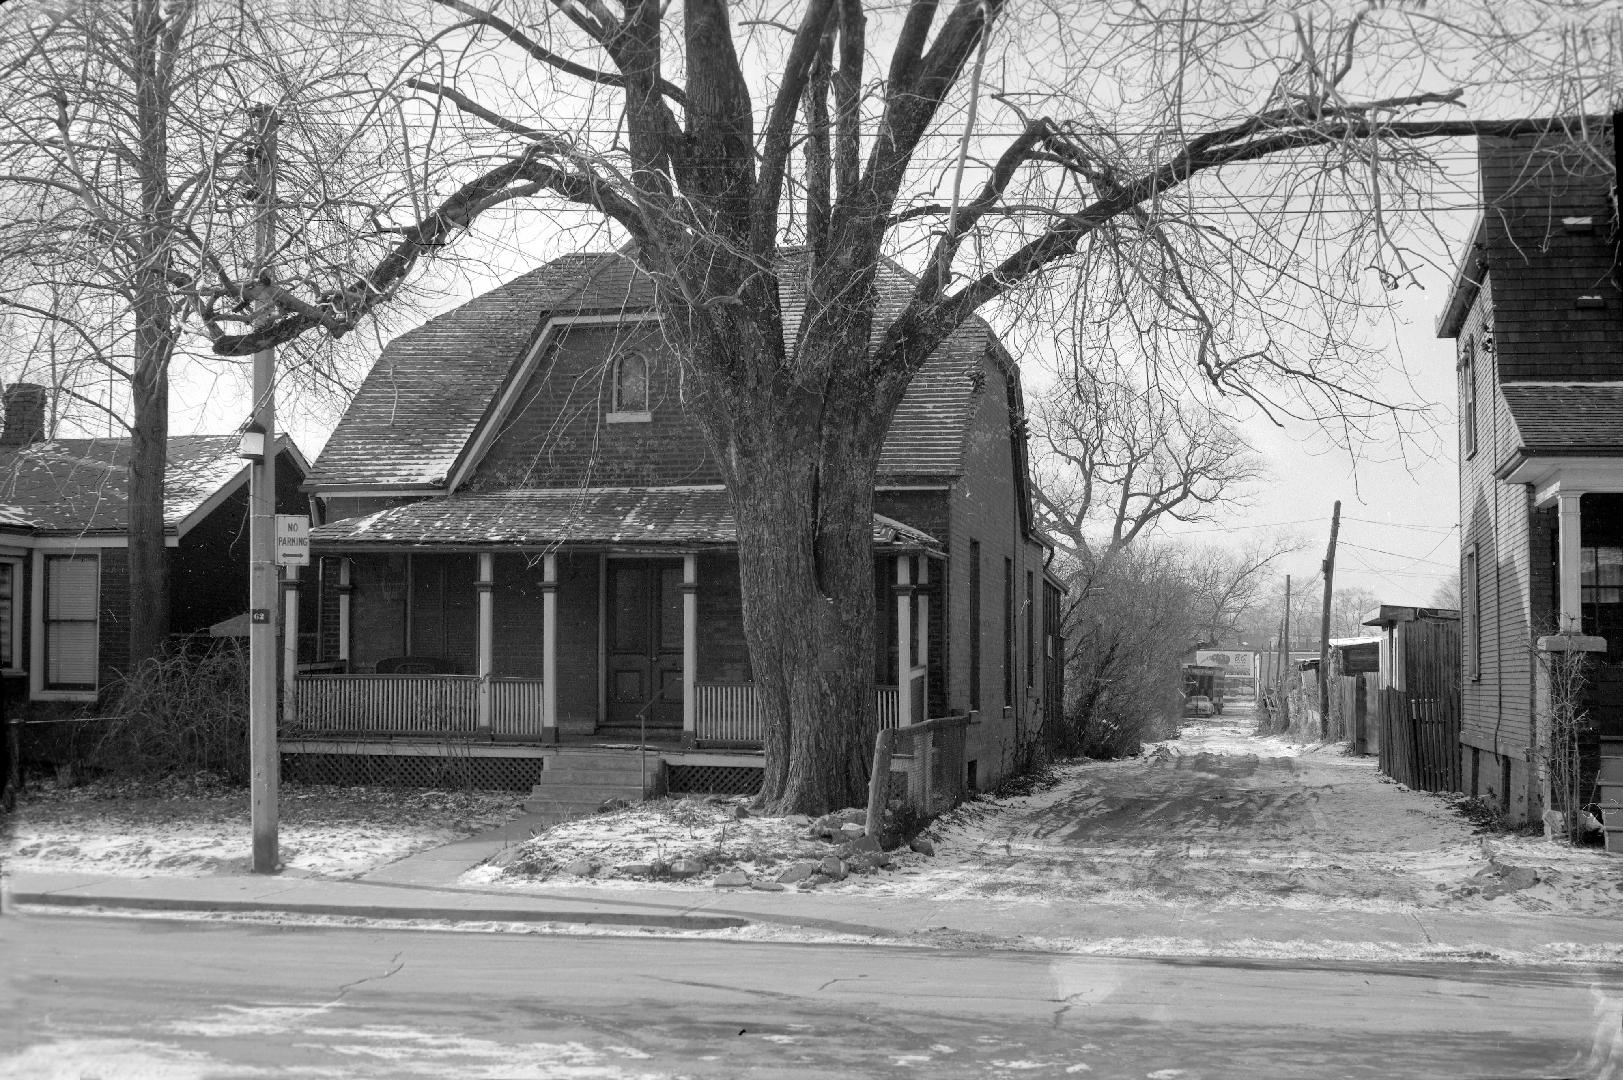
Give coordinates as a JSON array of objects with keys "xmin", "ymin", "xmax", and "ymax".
[
  {"xmin": 469, "ymin": 323, "xmax": 721, "ymax": 490},
  {"xmin": 943, "ymin": 348, "xmax": 1047, "ymax": 789}
]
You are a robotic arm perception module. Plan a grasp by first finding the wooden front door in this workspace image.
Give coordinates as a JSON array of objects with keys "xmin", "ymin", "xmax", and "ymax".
[{"xmin": 606, "ymin": 559, "xmax": 685, "ymax": 729}]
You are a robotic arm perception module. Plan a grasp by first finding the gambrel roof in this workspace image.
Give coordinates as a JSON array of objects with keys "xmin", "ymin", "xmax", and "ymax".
[
  {"xmin": 308, "ymin": 251, "xmax": 993, "ymax": 489},
  {"xmin": 0, "ymin": 434, "xmax": 307, "ymax": 537}
]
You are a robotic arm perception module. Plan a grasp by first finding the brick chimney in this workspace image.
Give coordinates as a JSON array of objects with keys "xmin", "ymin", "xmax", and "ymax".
[{"xmin": 1, "ymin": 383, "xmax": 48, "ymax": 446}]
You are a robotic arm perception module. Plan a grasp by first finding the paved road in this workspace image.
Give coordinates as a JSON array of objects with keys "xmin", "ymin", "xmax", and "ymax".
[{"xmin": 5, "ymin": 914, "xmax": 1621, "ymax": 1078}]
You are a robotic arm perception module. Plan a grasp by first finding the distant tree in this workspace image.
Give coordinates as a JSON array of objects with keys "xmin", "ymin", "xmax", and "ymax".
[
  {"xmin": 1431, "ymin": 571, "xmax": 1462, "ymax": 610},
  {"xmin": 1330, "ymin": 585, "xmax": 1381, "ymax": 638}
]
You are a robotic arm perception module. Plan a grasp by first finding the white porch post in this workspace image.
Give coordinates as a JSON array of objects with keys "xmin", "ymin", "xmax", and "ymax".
[
  {"xmin": 542, "ymin": 553, "xmax": 558, "ymax": 741},
  {"xmin": 917, "ymin": 557, "xmax": 930, "ymax": 723},
  {"xmin": 281, "ymin": 565, "xmax": 299, "ymax": 726},
  {"xmin": 1558, "ymin": 491, "xmax": 1584, "ymax": 632},
  {"xmin": 896, "ymin": 554, "xmax": 914, "ymax": 727},
  {"xmin": 476, "ymin": 552, "xmax": 494, "ymax": 730},
  {"xmin": 336, "ymin": 558, "xmax": 352, "ymax": 667},
  {"xmin": 682, "ymin": 553, "xmax": 698, "ymax": 745}
]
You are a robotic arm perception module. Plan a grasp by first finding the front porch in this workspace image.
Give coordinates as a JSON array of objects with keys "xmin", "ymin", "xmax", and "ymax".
[{"xmin": 283, "ymin": 540, "xmax": 938, "ymax": 751}]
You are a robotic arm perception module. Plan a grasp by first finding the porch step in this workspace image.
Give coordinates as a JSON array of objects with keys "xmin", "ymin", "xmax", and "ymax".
[{"xmin": 521, "ymin": 750, "xmax": 665, "ymax": 819}]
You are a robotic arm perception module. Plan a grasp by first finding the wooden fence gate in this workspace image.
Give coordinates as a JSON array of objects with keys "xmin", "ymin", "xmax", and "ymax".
[{"xmin": 1375, "ymin": 619, "xmax": 1461, "ymax": 793}]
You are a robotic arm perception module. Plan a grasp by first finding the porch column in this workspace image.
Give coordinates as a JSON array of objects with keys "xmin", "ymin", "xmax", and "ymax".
[
  {"xmin": 896, "ymin": 554, "xmax": 914, "ymax": 727},
  {"xmin": 281, "ymin": 566, "xmax": 299, "ymax": 726},
  {"xmin": 336, "ymin": 558, "xmax": 352, "ymax": 666},
  {"xmin": 476, "ymin": 553, "xmax": 494, "ymax": 731},
  {"xmin": 542, "ymin": 553, "xmax": 558, "ymax": 741},
  {"xmin": 1558, "ymin": 490, "xmax": 1584, "ymax": 632},
  {"xmin": 682, "ymin": 553, "xmax": 698, "ymax": 746},
  {"xmin": 917, "ymin": 557, "xmax": 930, "ymax": 723}
]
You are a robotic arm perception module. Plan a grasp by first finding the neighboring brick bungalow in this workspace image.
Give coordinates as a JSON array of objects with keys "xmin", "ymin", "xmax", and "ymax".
[
  {"xmin": 0, "ymin": 383, "xmax": 308, "ymax": 708},
  {"xmin": 292, "ymin": 251, "xmax": 1064, "ymax": 796},
  {"xmin": 1437, "ymin": 122, "xmax": 1623, "ymax": 824}
]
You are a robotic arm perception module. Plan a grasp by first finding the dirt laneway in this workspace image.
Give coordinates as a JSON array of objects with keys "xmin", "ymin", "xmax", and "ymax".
[{"xmin": 854, "ymin": 708, "xmax": 1623, "ymax": 916}]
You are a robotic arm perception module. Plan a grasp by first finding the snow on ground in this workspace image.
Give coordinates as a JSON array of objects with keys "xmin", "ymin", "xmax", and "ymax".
[
  {"xmin": 2, "ymin": 776, "xmax": 524, "ymax": 878},
  {"xmin": 470, "ymin": 710, "xmax": 1623, "ymax": 917}
]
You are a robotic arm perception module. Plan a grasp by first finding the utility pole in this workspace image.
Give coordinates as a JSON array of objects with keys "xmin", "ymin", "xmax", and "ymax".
[
  {"xmin": 247, "ymin": 103, "xmax": 280, "ymax": 874},
  {"xmin": 1278, "ymin": 574, "xmax": 1291, "ymax": 733},
  {"xmin": 1318, "ymin": 500, "xmax": 1342, "ymax": 740}
]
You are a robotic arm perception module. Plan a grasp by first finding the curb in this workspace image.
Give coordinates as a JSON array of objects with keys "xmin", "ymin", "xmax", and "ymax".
[{"xmin": 8, "ymin": 891, "xmax": 751, "ymax": 931}]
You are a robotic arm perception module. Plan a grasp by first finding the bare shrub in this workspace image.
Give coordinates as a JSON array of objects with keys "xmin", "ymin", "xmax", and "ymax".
[{"xmin": 93, "ymin": 639, "xmax": 249, "ymax": 783}]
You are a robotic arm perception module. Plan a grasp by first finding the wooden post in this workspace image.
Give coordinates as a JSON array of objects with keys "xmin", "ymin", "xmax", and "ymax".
[
  {"xmin": 918, "ymin": 558, "xmax": 931, "ymax": 723},
  {"xmin": 247, "ymin": 103, "xmax": 279, "ymax": 875},
  {"xmin": 895, "ymin": 554, "xmax": 913, "ymax": 727},
  {"xmin": 336, "ymin": 558, "xmax": 352, "ymax": 666},
  {"xmin": 864, "ymin": 726, "xmax": 897, "ymax": 838},
  {"xmin": 1558, "ymin": 491, "xmax": 1584, "ymax": 632},
  {"xmin": 682, "ymin": 553, "xmax": 697, "ymax": 745},
  {"xmin": 542, "ymin": 552, "xmax": 558, "ymax": 739},
  {"xmin": 476, "ymin": 552, "xmax": 494, "ymax": 730},
  {"xmin": 1318, "ymin": 500, "xmax": 1341, "ymax": 740},
  {"xmin": 280, "ymin": 565, "xmax": 299, "ymax": 728},
  {"xmin": 1278, "ymin": 575, "xmax": 1291, "ymax": 733}
]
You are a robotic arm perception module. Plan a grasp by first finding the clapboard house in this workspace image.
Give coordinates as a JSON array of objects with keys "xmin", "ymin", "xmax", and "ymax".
[
  {"xmin": 291, "ymin": 252, "xmax": 1064, "ymax": 799},
  {"xmin": 1438, "ymin": 123, "xmax": 1623, "ymax": 824},
  {"xmin": 0, "ymin": 383, "xmax": 308, "ymax": 708}
]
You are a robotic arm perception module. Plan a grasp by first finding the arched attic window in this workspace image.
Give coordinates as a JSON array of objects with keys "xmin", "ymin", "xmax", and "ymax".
[{"xmin": 608, "ymin": 350, "xmax": 651, "ymax": 423}]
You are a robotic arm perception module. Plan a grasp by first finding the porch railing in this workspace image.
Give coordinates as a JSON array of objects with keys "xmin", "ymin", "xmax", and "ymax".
[
  {"xmin": 291, "ymin": 674, "xmax": 483, "ymax": 736},
  {"xmin": 695, "ymin": 681, "xmax": 903, "ymax": 745},
  {"xmin": 491, "ymin": 677, "xmax": 548, "ymax": 736}
]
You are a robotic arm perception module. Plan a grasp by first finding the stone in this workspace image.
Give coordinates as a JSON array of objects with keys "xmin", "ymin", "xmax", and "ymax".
[
  {"xmin": 909, "ymin": 838, "xmax": 936, "ymax": 857},
  {"xmin": 842, "ymin": 834, "xmax": 882, "ymax": 855},
  {"xmin": 618, "ymin": 862, "xmax": 655, "ymax": 877},
  {"xmin": 732, "ymin": 804, "xmax": 751, "ymax": 819},
  {"xmin": 818, "ymin": 856, "xmax": 848, "ymax": 881},
  {"xmin": 777, "ymin": 861, "xmax": 819, "ymax": 884},
  {"xmin": 838, "ymin": 822, "xmax": 867, "ymax": 839},
  {"xmin": 713, "ymin": 870, "xmax": 750, "ymax": 888},
  {"xmin": 784, "ymin": 814, "xmax": 813, "ymax": 827},
  {"xmin": 668, "ymin": 857, "xmax": 707, "ymax": 879},
  {"xmin": 597, "ymin": 798, "xmax": 630, "ymax": 813},
  {"xmin": 562, "ymin": 858, "xmax": 598, "ymax": 877},
  {"xmin": 845, "ymin": 853, "xmax": 880, "ymax": 872},
  {"xmin": 750, "ymin": 880, "xmax": 787, "ymax": 892}
]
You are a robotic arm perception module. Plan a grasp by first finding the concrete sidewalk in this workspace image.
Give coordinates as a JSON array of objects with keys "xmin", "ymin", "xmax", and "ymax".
[{"xmin": 8, "ymin": 834, "xmax": 1623, "ymax": 962}]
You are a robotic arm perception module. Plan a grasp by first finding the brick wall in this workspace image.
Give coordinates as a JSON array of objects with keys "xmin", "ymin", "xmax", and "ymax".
[
  {"xmin": 697, "ymin": 552, "xmax": 750, "ymax": 682},
  {"xmin": 469, "ymin": 323, "xmax": 722, "ymax": 490},
  {"xmin": 554, "ymin": 553, "xmax": 599, "ymax": 730}
]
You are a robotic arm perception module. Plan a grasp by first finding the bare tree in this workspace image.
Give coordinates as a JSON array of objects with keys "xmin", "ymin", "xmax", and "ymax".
[
  {"xmin": 185, "ymin": 0, "xmax": 1617, "ymax": 811},
  {"xmin": 1330, "ymin": 584, "xmax": 1381, "ymax": 638},
  {"xmin": 1431, "ymin": 571, "xmax": 1462, "ymax": 609},
  {"xmin": 1034, "ymin": 363, "xmax": 1263, "ymax": 583},
  {"xmin": 0, "ymin": 0, "xmax": 433, "ymax": 665}
]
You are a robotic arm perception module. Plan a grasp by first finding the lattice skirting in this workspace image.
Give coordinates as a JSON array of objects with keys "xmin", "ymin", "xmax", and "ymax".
[
  {"xmin": 281, "ymin": 752, "xmax": 543, "ymax": 791},
  {"xmin": 666, "ymin": 764, "xmax": 763, "ymax": 796}
]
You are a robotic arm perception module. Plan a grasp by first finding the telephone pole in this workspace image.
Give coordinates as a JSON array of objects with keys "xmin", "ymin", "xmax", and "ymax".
[
  {"xmin": 1318, "ymin": 501, "xmax": 1342, "ymax": 740},
  {"xmin": 248, "ymin": 103, "xmax": 280, "ymax": 874},
  {"xmin": 1278, "ymin": 574, "xmax": 1291, "ymax": 733}
]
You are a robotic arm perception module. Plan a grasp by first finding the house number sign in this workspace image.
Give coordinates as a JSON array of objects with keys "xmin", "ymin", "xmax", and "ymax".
[{"xmin": 275, "ymin": 514, "xmax": 311, "ymax": 567}]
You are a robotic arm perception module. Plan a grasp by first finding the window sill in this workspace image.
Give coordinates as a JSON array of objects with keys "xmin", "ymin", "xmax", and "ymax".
[
  {"xmin": 33, "ymin": 689, "xmax": 97, "ymax": 702},
  {"xmin": 606, "ymin": 411, "xmax": 652, "ymax": 424}
]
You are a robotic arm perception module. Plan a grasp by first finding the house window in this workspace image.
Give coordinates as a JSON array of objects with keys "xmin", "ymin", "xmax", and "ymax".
[
  {"xmin": 608, "ymin": 351, "xmax": 651, "ymax": 422},
  {"xmin": 969, "ymin": 540, "xmax": 981, "ymax": 711},
  {"xmin": 1581, "ymin": 543, "xmax": 1623, "ymax": 661},
  {"xmin": 1003, "ymin": 556, "xmax": 1014, "ymax": 707},
  {"xmin": 1460, "ymin": 339, "xmax": 1478, "ymax": 459},
  {"xmin": 0, "ymin": 559, "xmax": 18, "ymax": 671},
  {"xmin": 45, "ymin": 553, "xmax": 98, "ymax": 691},
  {"xmin": 1465, "ymin": 544, "xmax": 1479, "ymax": 681}
]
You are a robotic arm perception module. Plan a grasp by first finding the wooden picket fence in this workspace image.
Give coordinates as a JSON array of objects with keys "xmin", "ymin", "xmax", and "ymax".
[{"xmin": 1375, "ymin": 619, "xmax": 1462, "ymax": 793}]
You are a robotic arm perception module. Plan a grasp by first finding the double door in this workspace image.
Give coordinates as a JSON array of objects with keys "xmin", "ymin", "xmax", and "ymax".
[{"xmin": 606, "ymin": 558, "xmax": 685, "ymax": 729}]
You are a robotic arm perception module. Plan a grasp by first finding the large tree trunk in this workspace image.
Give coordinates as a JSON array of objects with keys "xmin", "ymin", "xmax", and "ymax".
[
  {"xmin": 723, "ymin": 396, "xmax": 886, "ymax": 815},
  {"xmin": 128, "ymin": 0, "xmax": 176, "ymax": 671}
]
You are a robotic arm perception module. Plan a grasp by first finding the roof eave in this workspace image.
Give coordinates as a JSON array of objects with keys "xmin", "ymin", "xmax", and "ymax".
[{"xmin": 1436, "ymin": 213, "xmax": 1489, "ymax": 339}]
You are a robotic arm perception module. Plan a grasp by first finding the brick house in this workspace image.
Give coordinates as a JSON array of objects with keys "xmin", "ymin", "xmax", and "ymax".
[
  {"xmin": 290, "ymin": 251, "xmax": 1064, "ymax": 797},
  {"xmin": 0, "ymin": 383, "xmax": 308, "ymax": 708},
  {"xmin": 1437, "ymin": 122, "xmax": 1622, "ymax": 824}
]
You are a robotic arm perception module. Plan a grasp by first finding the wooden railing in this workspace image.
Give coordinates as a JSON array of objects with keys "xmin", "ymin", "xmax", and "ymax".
[
  {"xmin": 696, "ymin": 681, "xmax": 904, "ymax": 745},
  {"xmin": 291, "ymin": 674, "xmax": 529, "ymax": 736}
]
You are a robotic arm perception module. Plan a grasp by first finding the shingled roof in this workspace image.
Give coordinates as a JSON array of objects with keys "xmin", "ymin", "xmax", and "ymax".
[
  {"xmin": 0, "ymin": 434, "xmax": 299, "ymax": 535},
  {"xmin": 308, "ymin": 251, "xmax": 992, "ymax": 488},
  {"xmin": 1501, "ymin": 384, "xmax": 1623, "ymax": 454},
  {"xmin": 310, "ymin": 486, "xmax": 939, "ymax": 550}
]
